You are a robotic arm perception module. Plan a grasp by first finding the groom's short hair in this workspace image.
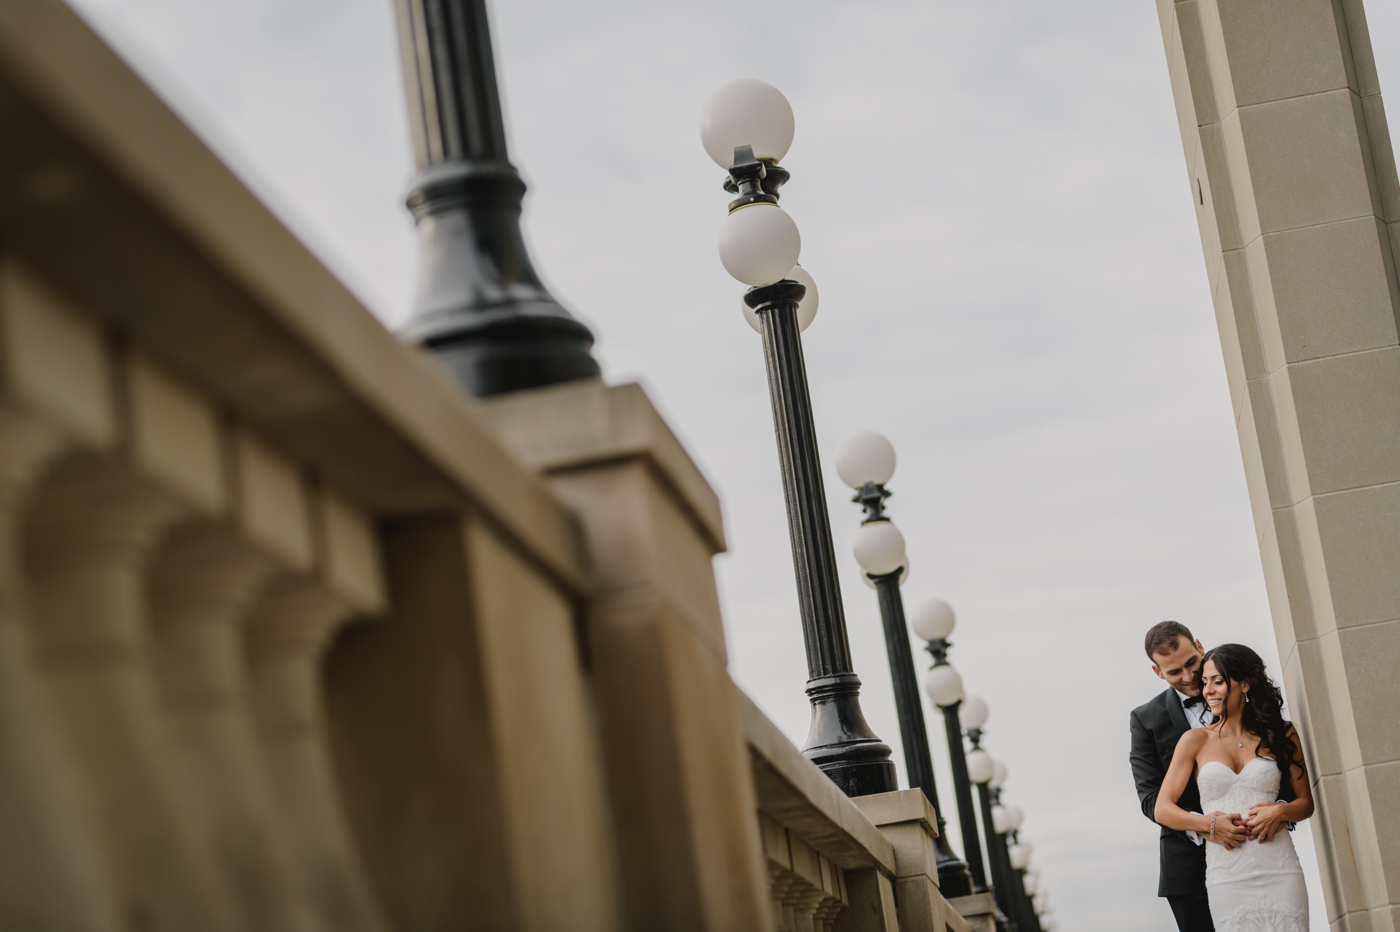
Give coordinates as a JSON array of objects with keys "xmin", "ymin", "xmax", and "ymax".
[{"xmin": 1145, "ymin": 621, "xmax": 1195, "ymax": 662}]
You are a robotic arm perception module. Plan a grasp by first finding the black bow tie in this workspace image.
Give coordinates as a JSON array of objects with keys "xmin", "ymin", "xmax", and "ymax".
[{"xmin": 1183, "ymin": 694, "xmax": 1204, "ymax": 708}]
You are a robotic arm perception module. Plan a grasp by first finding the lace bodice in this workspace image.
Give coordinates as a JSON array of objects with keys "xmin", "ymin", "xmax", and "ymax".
[
  {"xmin": 1196, "ymin": 757, "xmax": 1307, "ymax": 930},
  {"xmin": 1198, "ymin": 756, "xmax": 1281, "ymax": 816}
]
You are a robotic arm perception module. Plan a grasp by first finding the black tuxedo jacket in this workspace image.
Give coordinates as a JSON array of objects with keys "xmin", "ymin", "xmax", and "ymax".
[{"xmin": 1129, "ymin": 687, "xmax": 1206, "ymax": 897}]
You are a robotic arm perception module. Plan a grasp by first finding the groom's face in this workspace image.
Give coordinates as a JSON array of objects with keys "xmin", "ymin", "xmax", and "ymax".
[{"xmin": 1150, "ymin": 637, "xmax": 1206, "ymax": 695}]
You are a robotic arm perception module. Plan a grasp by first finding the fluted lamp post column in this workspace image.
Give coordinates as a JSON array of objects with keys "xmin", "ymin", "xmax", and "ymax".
[
  {"xmin": 835, "ymin": 430, "xmax": 973, "ymax": 896},
  {"xmin": 394, "ymin": 0, "xmax": 601, "ymax": 397},
  {"xmin": 698, "ymin": 80, "xmax": 895, "ymax": 797},
  {"xmin": 919, "ymin": 606, "xmax": 990, "ymax": 895}
]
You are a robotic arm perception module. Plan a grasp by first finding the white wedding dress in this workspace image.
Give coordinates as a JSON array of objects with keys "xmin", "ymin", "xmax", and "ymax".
[{"xmin": 1198, "ymin": 757, "xmax": 1308, "ymax": 931}]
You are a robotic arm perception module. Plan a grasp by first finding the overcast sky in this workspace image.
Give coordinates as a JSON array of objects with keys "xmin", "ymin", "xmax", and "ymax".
[{"xmin": 64, "ymin": 1, "xmax": 1400, "ymax": 928}]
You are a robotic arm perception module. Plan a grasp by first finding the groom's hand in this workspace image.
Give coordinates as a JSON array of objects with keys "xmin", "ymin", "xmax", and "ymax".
[
  {"xmin": 1206, "ymin": 811, "xmax": 1248, "ymax": 850},
  {"xmin": 1247, "ymin": 803, "xmax": 1288, "ymax": 843}
]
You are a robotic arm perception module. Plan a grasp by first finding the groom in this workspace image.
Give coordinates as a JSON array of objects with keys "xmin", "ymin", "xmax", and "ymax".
[{"xmin": 1129, "ymin": 621, "xmax": 1225, "ymax": 932}]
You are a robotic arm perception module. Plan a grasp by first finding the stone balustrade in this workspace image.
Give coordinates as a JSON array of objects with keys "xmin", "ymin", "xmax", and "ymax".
[
  {"xmin": 742, "ymin": 688, "xmax": 982, "ymax": 932},
  {"xmin": 0, "ymin": 259, "xmax": 388, "ymax": 932}
]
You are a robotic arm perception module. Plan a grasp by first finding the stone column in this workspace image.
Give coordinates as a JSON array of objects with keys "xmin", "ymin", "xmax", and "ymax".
[
  {"xmin": 483, "ymin": 380, "xmax": 776, "ymax": 932},
  {"xmin": 0, "ymin": 260, "xmax": 123, "ymax": 930},
  {"xmin": 1156, "ymin": 1, "xmax": 1400, "ymax": 926},
  {"xmin": 0, "ymin": 412, "xmax": 120, "ymax": 931},
  {"xmin": 247, "ymin": 579, "xmax": 391, "ymax": 932},
  {"xmin": 25, "ymin": 464, "xmax": 239, "ymax": 932},
  {"xmin": 150, "ymin": 526, "xmax": 315, "ymax": 932}
]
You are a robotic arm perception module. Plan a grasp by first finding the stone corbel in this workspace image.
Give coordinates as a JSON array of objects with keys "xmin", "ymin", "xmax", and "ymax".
[
  {"xmin": 246, "ymin": 578, "xmax": 389, "ymax": 932},
  {"xmin": 149, "ymin": 524, "xmax": 317, "ymax": 932}
]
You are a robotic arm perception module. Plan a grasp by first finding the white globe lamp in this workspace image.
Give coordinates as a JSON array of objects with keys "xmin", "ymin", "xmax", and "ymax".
[
  {"xmin": 965, "ymin": 749, "xmax": 994, "ymax": 784},
  {"xmin": 699, "ymin": 78, "xmax": 795, "ymax": 168},
  {"xmin": 853, "ymin": 520, "xmax": 906, "ymax": 577},
  {"xmin": 990, "ymin": 759, "xmax": 1008, "ymax": 789},
  {"xmin": 909, "ymin": 598, "xmax": 955, "ymax": 642},
  {"xmin": 1011, "ymin": 841, "xmax": 1033, "ymax": 871},
  {"xmin": 718, "ymin": 203, "xmax": 800, "ymax": 286},
  {"xmin": 990, "ymin": 804, "xmax": 1011, "ymax": 835},
  {"xmin": 960, "ymin": 695, "xmax": 989, "ymax": 731},
  {"xmin": 923, "ymin": 663, "xmax": 964, "ymax": 708},
  {"xmin": 835, "ymin": 431, "xmax": 897, "ymax": 489}
]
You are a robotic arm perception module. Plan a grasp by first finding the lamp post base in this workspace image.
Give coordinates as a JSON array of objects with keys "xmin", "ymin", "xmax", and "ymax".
[
  {"xmin": 801, "ymin": 674, "xmax": 897, "ymax": 798},
  {"xmin": 936, "ymin": 852, "xmax": 975, "ymax": 899},
  {"xmin": 402, "ymin": 161, "xmax": 601, "ymax": 399}
]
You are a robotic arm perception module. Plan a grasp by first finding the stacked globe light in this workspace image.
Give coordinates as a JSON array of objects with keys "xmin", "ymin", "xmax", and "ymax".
[
  {"xmin": 836, "ymin": 430, "xmax": 972, "ymax": 896},
  {"xmin": 909, "ymin": 597, "xmax": 1000, "ymax": 901},
  {"xmin": 706, "ymin": 81, "xmax": 1057, "ymax": 923},
  {"xmin": 916, "ymin": 604, "xmax": 1046, "ymax": 930},
  {"xmin": 699, "ymin": 80, "xmax": 896, "ymax": 798},
  {"xmin": 961, "ymin": 696, "xmax": 1022, "ymax": 923}
]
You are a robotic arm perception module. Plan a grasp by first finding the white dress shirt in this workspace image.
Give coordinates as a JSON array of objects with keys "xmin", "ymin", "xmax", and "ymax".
[
  {"xmin": 1175, "ymin": 688, "xmax": 1212, "ymax": 845},
  {"xmin": 1176, "ymin": 688, "xmax": 1213, "ymax": 729}
]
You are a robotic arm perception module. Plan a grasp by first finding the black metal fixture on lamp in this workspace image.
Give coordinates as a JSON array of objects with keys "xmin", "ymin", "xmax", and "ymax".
[
  {"xmin": 917, "ymin": 601, "xmax": 992, "ymax": 896},
  {"xmin": 698, "ymin": 80, "xmax": 895, "ymax": 798},
  {"xmin": 394, "ymin": 0, "xmax": 601, "ymax": 398},
  {"xmin": 835, "ymin": 430, "xmax": 974, "ymax": 896}
]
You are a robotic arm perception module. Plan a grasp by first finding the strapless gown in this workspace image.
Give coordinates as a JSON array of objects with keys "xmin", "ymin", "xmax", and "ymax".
[{"xmin": 1198, "ymin": 756, "xmax": 1308, "ymax": 931}]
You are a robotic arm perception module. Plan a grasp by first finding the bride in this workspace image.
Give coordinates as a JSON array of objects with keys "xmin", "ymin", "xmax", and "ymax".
[{"xmin": 1156, "ymin": 643, "xmax": 1313, "ymax": 931}]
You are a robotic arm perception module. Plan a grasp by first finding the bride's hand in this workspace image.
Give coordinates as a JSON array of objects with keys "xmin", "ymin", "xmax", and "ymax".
[
  {"xmin": 1206, "ymin": 811, "xmax": 1248, "ymax": 850},
  {"xmin": 1247, "ymin": 803, "xmax": 1287, "ymax": 842}
]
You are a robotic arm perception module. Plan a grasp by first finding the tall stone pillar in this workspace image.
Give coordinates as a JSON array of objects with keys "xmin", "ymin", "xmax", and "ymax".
[{"xmin": 1156, "ymin": 1, "xmax": 1400, "ymax": 928}]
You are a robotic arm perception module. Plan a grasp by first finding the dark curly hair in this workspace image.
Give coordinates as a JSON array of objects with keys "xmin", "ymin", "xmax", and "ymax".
[{"xmin": 1201, "ymin": 643, "xmax": 1302, "ymax": 788}]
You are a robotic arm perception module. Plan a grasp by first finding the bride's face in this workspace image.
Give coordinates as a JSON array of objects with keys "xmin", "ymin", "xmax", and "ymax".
[{"xmin": 1201, "ymin": 659, "xmax": 1243, "ymax": 719}]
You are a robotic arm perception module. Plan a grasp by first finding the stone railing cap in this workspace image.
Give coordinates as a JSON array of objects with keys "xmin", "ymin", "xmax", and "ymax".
[
  {"xmin": 483, "ymin": 380, "xmax": 725, "ymax": 553},
  {"xmin": 737, "ymin": 685, "xmax": 895, "ymax": 875},
  {"xmin": 849, "ymin": 788, "xmax": 940, "ymax": 832}
]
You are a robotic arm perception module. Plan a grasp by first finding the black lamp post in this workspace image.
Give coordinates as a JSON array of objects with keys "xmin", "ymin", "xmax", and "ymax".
[
  {"xmin": 1001, "ymin": 802, "xmax": 1044, "ymax": 932},
  {"xmin": 965, "ymin": 727, "xmax": 1019, "ymax": 930},
  {"xmin": 836, "ymin": 431, "xmax": 973, "ymax": 896},
  {"xmin": 698, "ymin": 81, "xmax": 895, "ymax": 798},
  {"xmin": 919, "ymin": 612, "xmax": 990, "ymax": 895},
  {"xmin": 394, "ymin": 0, "xmax": 600, "ymax": 397},
  {"xmin": 1008, "ymin": 837, "xmax": 1042, "ymax": 931}
]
